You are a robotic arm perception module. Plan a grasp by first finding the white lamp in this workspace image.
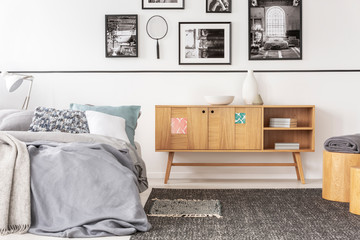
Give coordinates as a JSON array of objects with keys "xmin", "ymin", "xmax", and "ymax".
[{"xmin": 1, "ymin": 71, "xmax": 34, "ymax": 110}]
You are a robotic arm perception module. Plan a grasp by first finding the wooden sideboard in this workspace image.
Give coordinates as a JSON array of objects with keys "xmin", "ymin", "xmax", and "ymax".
[{"xmin": 155, "ymin": 105, "xmax": 315, "ymax": 184}]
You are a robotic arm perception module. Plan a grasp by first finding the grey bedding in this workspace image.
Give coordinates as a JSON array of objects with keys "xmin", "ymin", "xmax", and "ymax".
[
  {"xmin": 5, "ymin": 131, "xmax": 148, "ymax": 192},
  {"xmin": 324, "ymin": 134, "xmax": 360, "ymax": 153},
  {"xmin": 2, "ymin": 131, "xmax": 151, "ymax": 237}
]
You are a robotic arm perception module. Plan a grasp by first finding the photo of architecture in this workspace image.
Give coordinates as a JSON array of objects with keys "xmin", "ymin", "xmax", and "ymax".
[
  {"xmin": 106, "ymin": 15, "xmax": 138, "ymax": 57},
  {"xmin": 249, "ymin": 0, "xmax": 302, "ymax": 60},
  {"xmin": 179, "ymin": 22, "xmax": 231, "ymax": 64},
  {"xmin": 185, "ymin": 28, "xmax": 225, "ymax": 59}
]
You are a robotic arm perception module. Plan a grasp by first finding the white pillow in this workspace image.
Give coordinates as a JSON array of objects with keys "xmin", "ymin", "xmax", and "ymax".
[{"xmin": 85, "ymin": 110, "xmax": 130, "ymax": 143}]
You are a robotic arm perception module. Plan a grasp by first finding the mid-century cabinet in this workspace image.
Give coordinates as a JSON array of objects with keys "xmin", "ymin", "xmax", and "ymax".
[{"xmin": 155, "ymin": 105, "xmax": 315, "ymax": 184}]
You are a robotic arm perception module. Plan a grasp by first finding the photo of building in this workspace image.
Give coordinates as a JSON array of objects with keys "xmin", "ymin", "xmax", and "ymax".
[
  {"xmin": 106, "ymin": 15, "xmax": 138, "ymax": 57},
  {"xmin": 249, "ymin": 0, "xmax": 301, "ymax": 60}
]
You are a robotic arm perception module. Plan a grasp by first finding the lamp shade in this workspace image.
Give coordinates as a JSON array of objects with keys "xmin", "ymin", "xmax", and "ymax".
[
  {"xmin": 1, "ymin": 71, "xmax": 33, "ymax": 92},
  {"xmin": 1, "ymin": 71, "xmax": 34, "ymax": 110},
  {"xmin": 6, "ymin": 75, "xmax": 24, "ymax": 92}
]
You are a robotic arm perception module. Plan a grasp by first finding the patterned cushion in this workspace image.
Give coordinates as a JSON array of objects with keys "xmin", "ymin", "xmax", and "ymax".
[{"xmin": 29, "ymin": 107, "xmax": 89, "ymax": 134}]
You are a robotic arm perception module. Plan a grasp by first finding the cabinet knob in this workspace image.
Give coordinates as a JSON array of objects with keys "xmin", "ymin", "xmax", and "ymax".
[
  {"xmin": 202, "ymin": 110, "xmax": 206, "ymax": 114},
  {"xmin": 211, "ymin": 110, "xmax": 214, "ymax": 114}
]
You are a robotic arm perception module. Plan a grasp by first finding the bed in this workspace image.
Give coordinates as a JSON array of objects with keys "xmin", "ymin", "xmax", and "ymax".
[
  {"xmin": 0, "ymin": 106, "xmax": 151, "ymax": 238},
  {"xmin": 263, "ymin": 38, "xmax": 289, "ymax": 50}
]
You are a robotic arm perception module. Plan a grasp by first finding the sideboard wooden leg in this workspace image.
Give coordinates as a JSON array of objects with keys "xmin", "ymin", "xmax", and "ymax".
[
  {"xmin": 164, "ymin": 152, "xmax": 175, "ymax": 184},
  {"xmin": 293, "ymin": 152, "xmax": 305, "ymax": 184},
  {"xmin": 292, "ymin": 152, "xmax": 301, "ymax": 180}
]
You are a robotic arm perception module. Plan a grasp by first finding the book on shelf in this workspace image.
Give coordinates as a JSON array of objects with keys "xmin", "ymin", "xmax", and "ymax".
[
  {"xmin": 275, "ymin": 143, "xmax": 300, "ymax": 150},
  {"xmin": 269, "ymin": 124, "xmax": 297, "ymax": 128},
  {"xmin": 275, "ymin": 143, "xmax": 299, "ymax": 146},
  {"xmin": 269, "ymin": 118, "xmax": 297, "ymax": 128},
  {"xmin": 270, "ymin": 118, "xmax": 297, "ymax": 123}
]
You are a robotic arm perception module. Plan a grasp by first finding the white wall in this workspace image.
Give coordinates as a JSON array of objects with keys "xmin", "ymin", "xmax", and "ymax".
[{"xmin": 1, "ymin": 0, "xmax": 360, "ymax": 180}]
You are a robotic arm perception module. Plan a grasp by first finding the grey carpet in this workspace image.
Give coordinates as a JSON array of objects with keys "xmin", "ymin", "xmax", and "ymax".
[{"xmin": 131, "ymin": 188, "xmax": 360, "ymax": 240}]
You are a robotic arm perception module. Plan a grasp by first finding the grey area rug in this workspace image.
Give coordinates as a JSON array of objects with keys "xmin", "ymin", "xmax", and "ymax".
[{"xmin": 131, "ymin": 188, "xmax": 360, "ymax": 240}]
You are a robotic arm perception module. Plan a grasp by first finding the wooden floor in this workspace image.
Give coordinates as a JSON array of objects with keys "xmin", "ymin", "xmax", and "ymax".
[{"xmin": 3, "ymin": 178, "xmax": 322, "ymax": 240}]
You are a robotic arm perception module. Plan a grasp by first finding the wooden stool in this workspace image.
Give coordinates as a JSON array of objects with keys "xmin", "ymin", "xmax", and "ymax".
[
  {"xmin": 322, "ymin": 151, "xmax": 360, "ymax": 202},
  {"xmin": 350, "ymin": 167, "xmax": 360, "ymax": 215}
]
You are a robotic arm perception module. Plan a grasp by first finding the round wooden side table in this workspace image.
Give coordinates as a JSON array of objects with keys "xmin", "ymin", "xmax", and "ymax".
[
  {"xmin": 322, "ymin": 151, "xmax": 360, "ymax": 202},
  {"xmin": 350, "ymin": 166, "xmax": 360, "ymax": 215}
]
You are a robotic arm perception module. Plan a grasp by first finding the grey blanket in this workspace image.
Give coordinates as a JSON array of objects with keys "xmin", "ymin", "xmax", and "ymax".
[
  {"xmin": 324, "ymin": 134, "xmax": 360, "ymax": 153},
  {"xmin": 4, "ymin": 131, "xmax": 148, "ymax": 192},
  {"xmin": 27, "ymin": 141, "xmax": 151, "ymax": 238}
]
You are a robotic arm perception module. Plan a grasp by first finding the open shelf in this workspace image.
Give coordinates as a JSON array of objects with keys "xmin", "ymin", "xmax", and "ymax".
[
  {"xmin": 263, "ymin": 130, "xmax": 314, "ymax": 151},
  {"xmin": 264, "ymin": 107, "xmax": 314, "ymax": 128},
  {"xmin": 263, "ymin": 106, "xmax": 315, "ymax": 152}
]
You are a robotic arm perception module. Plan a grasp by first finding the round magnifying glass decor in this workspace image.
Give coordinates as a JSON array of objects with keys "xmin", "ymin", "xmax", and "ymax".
[{"xmin": 146, "ymin": 15, "xmax": 169, "ymax": 59}]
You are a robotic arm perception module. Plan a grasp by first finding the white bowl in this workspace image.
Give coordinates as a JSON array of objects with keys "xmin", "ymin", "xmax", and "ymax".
[{"xmin": 204, "ymin": 96, "xmax": 235, "ymax": 105}]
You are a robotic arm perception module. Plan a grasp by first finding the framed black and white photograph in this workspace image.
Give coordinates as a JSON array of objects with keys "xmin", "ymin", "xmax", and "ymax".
[
  {"xmin": 206, "ymin": 0, "xmax": 232, "ymax": 13},
  {"xmin": 105, "ymin": 15, "xmax": 138, "ymax": 58},
  {"xmin": 179, "ymin": 22, "xmax": 231, "ymax": 65},
  {"xmin": 249, "ymin": 0, "xmax": 302, "ymax": 60},
  {"xmin": 142, "ymin": 0, "xmax": 184, "ymax": 9}
]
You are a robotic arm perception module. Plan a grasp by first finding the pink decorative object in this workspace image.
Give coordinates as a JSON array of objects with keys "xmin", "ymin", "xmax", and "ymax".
[{"xmin": 171, "ymin": 118, "xmax": 187, "ymax": 134}]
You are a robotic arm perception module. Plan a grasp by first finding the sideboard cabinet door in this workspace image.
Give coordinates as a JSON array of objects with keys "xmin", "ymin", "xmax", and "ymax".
[
  {"xmin": 156, "ymin": 107, "xmax": 208, "ymax": 150},
  {"xmin": 155, "ymin": 107, "xmax": 188, "ymax": 150},
  {"xmin": 235, "ymin": 107, "xmax": 262, "ymax": 150},
  {"xmin": 209, "ymin": 108, "xmax": 235, "ymax": 150},
  {"xmin": 188, "ymin": 108, "xmax": 208, "ymax": 150}
]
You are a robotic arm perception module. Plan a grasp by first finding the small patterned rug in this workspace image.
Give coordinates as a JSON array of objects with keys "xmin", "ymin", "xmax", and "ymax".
[
  {"xmin": 148, "ymin": 199, "xmax": 222, "ymax": 218},
  {"xmin": 131, "ymin": 188, "xmax": 360, "ymax": 240}
]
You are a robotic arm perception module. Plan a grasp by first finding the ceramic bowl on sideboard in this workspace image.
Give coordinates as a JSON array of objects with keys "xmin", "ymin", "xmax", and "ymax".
[{"xmin": 204, "ymin": 96, "xmax": 235, "ymax": 105}]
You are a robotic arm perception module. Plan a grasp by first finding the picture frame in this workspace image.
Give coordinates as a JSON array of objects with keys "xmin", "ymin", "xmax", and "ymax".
[
  {"xmin": 105, "ymin": 15, "xmax": 138, "ymax": 58},
  {"xmin": 206, "ymin": 0, "xmax": 232, "ymax": 13},
  {"xmin": 179, "ymin": 22, "xmax": 232, "ymax": 65},
  {"xmin": 248, "ymin": 0, "xmax": 302, "ymax": 60},
  {"xmin": 142, "ymin": 0, "xmax": 185, "ymax": 10}
]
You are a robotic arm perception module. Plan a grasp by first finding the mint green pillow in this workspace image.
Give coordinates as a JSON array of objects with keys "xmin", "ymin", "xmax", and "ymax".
[{"xmin": 70, "ymin": 104, "xmax": 140, "ymax": 147}]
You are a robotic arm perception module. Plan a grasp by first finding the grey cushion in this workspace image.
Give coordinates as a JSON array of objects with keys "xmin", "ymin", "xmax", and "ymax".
[
  {"xmin": 0, "ymin": 109, "xmax": 21, "ymax": 122},
  {"xmin": 29, "ymin": 107, "xmax": 89, "ymax": 134},
  {"xmin": 0, "ymin": 110, "xmax": 34, "ymax": 131}
]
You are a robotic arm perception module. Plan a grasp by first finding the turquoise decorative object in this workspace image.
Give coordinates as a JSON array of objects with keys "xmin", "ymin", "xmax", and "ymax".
[{"xmin": 235, "ymin": 113, "xmax": 246, "ymax": 124}]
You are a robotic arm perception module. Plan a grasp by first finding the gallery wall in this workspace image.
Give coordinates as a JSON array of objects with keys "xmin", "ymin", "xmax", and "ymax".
[{"xmin": 0, "ymin": 0, "xmax": 360, "ymax": 180}]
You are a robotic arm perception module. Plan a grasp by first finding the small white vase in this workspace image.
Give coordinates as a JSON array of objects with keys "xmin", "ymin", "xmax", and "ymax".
[{"xmin": 242, "ymin": 70, "xmax": 259, "ymax": 105}]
